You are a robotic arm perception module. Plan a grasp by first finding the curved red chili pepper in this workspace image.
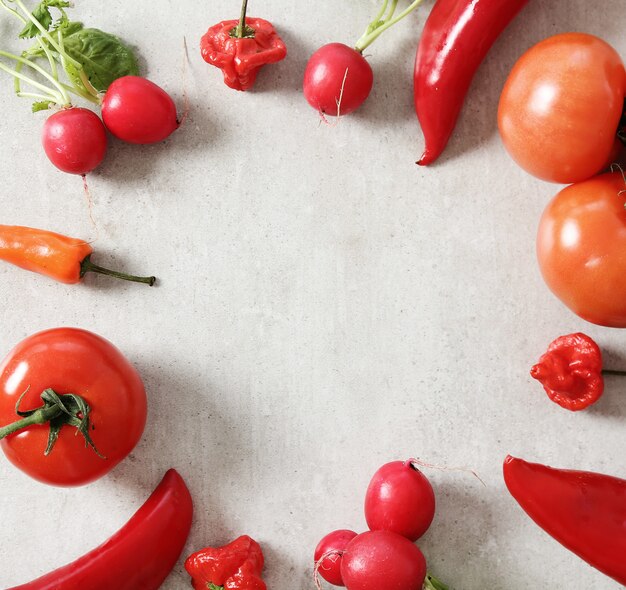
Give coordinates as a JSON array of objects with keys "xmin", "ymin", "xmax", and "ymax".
[
  {"xmin": 504, "ymin": 456, "xmax": 626, "ymax": 585},
  {"xmin": 8, "ymin": 469, "xmax": 193, "ymax": 590},
  {"xmin": 414, "ymin": 0, "xmax": 529, "ymax": 165},
  {"xmin": 185, "ymin": 535, "xmax": 266, "ymax": 590},
  {"xmin": 530, "ymin": 332, "xmax": 604, "ymax": 410}
]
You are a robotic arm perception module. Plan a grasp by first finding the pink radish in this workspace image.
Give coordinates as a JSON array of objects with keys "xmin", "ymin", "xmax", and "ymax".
[
  {"xmin": 364, "ymin": 460, "xmax": 435, "ymax": 541},
  {"xmin": 102, "ymin": 76, "xmax": 179, "ymax": 144},
  {"xmin": 41, "ymin": 107, "xmax": 107, "ymax": 175},
  {"xmin": 314, "ymin": 529, "xmax": 358, "ymax": 586},
  {"xmin": 340, "ymin": 530, "xmax": 426, "ymax": 590}
]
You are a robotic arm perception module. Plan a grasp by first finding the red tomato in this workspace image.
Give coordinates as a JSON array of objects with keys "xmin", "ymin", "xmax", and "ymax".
[
  {"xmin": 42, "ymin": 108, "xmax": 107, "ymax": 175},
  {"xmin": 498, "ymin": 33, "xmax": 626, "ymax": 184},
  {"xmin": 0, "ymin": 328, "xmax": 147, "ymax": 486},
  {"xmin": 303, "ymin": 43, "xmax": 373, "ymax": 116},
  {"xmin": 537, "ymin": 172, "xmax": 626, "ymax": 327}
]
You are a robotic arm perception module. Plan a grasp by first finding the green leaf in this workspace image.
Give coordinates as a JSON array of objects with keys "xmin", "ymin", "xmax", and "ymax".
[
  {"xmin": 31, "ymin": 100, "xmax": 52, "ymax": 112},
  {"xmin": 60, "ymin": 25, "xmax": 139, "ymax": 92},
  {"xmin": 18, "ymin": 0, "xmax": 70, "ymax": 39}
]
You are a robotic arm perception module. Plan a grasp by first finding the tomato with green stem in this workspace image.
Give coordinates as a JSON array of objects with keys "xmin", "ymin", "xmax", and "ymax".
[
  {"xmin": 498, "ymin": 33, "xmax": 626, "ymax": 184},
  {"xmin": 0, "ymin": 327, "xmax": 147, "ymax": 486},
  {"xmin": 537, "ymin": 171, "xmax": 626, "ymax": 327},
  {"xmin": 303, "ymin": 0, "xmax": 426, "ymax": 117}
]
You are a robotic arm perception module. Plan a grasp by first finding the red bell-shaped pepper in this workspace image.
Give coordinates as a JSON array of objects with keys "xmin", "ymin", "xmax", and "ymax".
[
  {"xmin": 185, "ymin": 535, "xmax": 266, "ymax": 590},
  {"xmin": 504, "ymin": 456, "xmax": 626, "ymax": 586}
]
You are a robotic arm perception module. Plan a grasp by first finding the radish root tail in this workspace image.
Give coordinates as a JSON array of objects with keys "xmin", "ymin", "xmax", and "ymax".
[
  {"xmin": 313, "ymin": 549, "xmax": 344, "ymax": 590},
  {"xmin": 408, "ymin": 457, "xmax": 486, "ymax": 487}
]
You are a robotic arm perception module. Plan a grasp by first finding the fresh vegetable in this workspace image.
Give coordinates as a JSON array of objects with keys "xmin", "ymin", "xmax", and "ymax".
[
  {"xmin": 41, "ymin": 107, "xmax": 106, "ymax": 174},
  {"xmin": 415, "ymin": 0, "xmax": 528, "ymax": 166},
  {"xmin": 201, "ymin": 0, "xmax": 287, "ymax": 91},
  {"xmin": 101, "ymin": 76, "xmax": 179, "ymax": 144},
  {"xmin": 536, "ymin": 171, "xmax": 626, "ymax": 327},
  {"xmin": 0, "ymin": 224, "xmax": 156, "ymax": 285},
  {"xmin": 0, "ymin": 327, "xmax": 146, "ymax": 486},
  {"xmin": 314, "ymin": 529, "xmax": 357, "ymax": 587},
  {"xmin": 503, "ymin": 456, "xmax": 626, "ymax": 586},
  {"xmin": 185, "ymin": 535, "xmax": 266, "ymax": 590},
  {"xmin": 364, "ymin": 460, "xmax": 435, "ymax": 542},
  {"xmin": 530, "ymin": 333, "xmax": 626, "ymax": 411},
  {"xmin": 340, "ymin": 530, "xmax": 427, "ymax": 590},
  {"xmin": 303, "ymin": 0, "xmax": 426, "ymax": 117},
  {"xmin": 498, "ymin": 33, "xmax": 626, "ymax": 184},
  {"xmin": 7, "ymin": 469, "xmax": 193, "ymax": 589}
]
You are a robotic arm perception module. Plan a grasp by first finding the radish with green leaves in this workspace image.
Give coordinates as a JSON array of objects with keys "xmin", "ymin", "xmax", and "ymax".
[{"xmin": 0, "ymin": 0, "xmax": 179, "ymax": 175}]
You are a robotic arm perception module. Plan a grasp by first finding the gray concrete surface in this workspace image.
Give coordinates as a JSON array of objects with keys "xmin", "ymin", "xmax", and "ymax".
[{"xmin": 0, "ymin": 1, "xmax": 624, "ymax": 588}]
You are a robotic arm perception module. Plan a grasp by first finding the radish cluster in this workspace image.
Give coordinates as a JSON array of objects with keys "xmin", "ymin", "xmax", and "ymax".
[
  {"xmin": 42, "ymin": 76, "xmax": 179, "ymax": 176},
  {"xmin": 314, "ymin": 460, "xmax": 445, "ymax": 590}
]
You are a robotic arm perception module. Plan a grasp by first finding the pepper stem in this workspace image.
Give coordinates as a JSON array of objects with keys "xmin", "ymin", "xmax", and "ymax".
[
  {"xmin": 80, "ymin": 254, "xmax": 156, "ymax": 286},
  {"xmin": 231, "ymin": 0, "xmax": 255, "ymax": 38},
  {"xmin": 354, "ymin": 0, "xmax": 426, "ymax": 53}
]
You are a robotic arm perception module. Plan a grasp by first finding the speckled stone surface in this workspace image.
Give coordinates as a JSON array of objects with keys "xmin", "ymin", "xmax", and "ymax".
[{"xmin": 0, "ymin": 1, "xmax": 624, "ymax": 588}]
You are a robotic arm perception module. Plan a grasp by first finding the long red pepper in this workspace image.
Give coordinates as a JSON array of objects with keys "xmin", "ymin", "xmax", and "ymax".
[
  {"xmin": 8, "ymin": 469, "xmax": 193, "ymax": 590},
  {"xmin": 503, "ymin": 456, "xmax": 626, "ymax": 586},
  {"xmin": 414, "ymin": 0, "xmax": 529, "ymax": 166}
]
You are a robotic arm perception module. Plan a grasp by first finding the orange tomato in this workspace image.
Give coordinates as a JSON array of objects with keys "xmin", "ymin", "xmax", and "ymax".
[
  {"xmin": 498, "ymin": 33, "xmax": 626, "ymax": 184},
  {"xmin": 537, "ymin": 172, "xmax": 626, "ymax": 327}
]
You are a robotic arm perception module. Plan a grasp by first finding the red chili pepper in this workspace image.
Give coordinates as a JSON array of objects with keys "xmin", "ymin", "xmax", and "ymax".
[
  {"xmin": 414, "ymin": 0, "xmax": 529, "ymax": 165},
  {"xmin": 504, "ymin": 456, "xmax": 626, "ymax": 586},
  {"xmin": 201, "ymin": 0, "xmax": 286, "ymax": 91},
  {"xmin": 185, "ymin": 535, "xmax": 266, "ymax": 590},
  {"xmin": 8, "ymin": 469, "xmax": 193, "ymax": 590},
  {"xmin": 530, "ymin": 332, "xmax": 626, "ymax": 411}
]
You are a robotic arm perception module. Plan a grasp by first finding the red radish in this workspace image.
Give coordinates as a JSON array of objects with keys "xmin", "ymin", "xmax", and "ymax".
[
  {"xmin": 314, "ymin": 529, "xmax": 358, "ymax": 586},
  {"xmin": 364, "ymin": 460, "xmax": 435, "ymax": 542},
  {"xmin": 340, "ymin": 530, "xmax": 426, "ymax": 590},
  {"xmin": 102, "ymin": 76, "xmax": 179, "ymax": 144},
  {"xmin": 303, "ymin": 43, "xmax": 373, "ymax": 116},
  {"xmin": 41, "ymin": 108, "xmax": 107, "ymax": 175}
]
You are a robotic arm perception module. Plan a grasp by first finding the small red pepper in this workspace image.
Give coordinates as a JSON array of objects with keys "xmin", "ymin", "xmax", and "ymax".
[
  {"xmin": 201, "ymin": 0, "xmax": 286, "ymax": 91},
  {"xmin": 504, "ymin": 456, "xmax": 626, "ymax": 586},
  {"xmin": 8, "ymin": 470, "xmax": 193, "ymax": 590},
  {"xmin": 185, "ymin": 535, "xmax": 266, "ymax": 590},
  {"xmin": 530, "ymin": 332, "xmax": 626, "ymax": 411},
  {"xmin": 414, "ymin": 0, "xmax": 529, "ymax": 165}
]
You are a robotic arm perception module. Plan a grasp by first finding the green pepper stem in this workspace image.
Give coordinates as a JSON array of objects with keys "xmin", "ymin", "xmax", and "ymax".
[
  {"xmin": 80, "ymin": 255, "xmax": 156, "ymax": 286},
  {"xmin": 354, "ymin": 0, "xmax": 426, "ymax": 53},
  {"xmin": 236, "ymin": 0, "xmax": 249, "ymax": 38},
  {"xmin": 602, "ymin": 369, "xmax": 626, "ymax": 376},
  {"xmin": 0, "ymin": 403, "xmax": 60, "ymax": 439}
]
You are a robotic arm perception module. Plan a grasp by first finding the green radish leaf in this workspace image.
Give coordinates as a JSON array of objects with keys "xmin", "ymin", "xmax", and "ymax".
[
  {"xmin": 18, "ymin": 0, "xmax": 70, "ymax": 39},
  {"xmin": 31, "ymin": 100, "xmax": 52, "ymax": 112},
  {"xmin": 59, "ymin": 24, "xmax": 139, "ymax": 92}
]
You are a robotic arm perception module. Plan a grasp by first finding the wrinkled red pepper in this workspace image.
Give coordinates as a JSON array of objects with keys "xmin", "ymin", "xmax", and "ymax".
[
  {"xmin": 414, "ymin": 0, "xmax": 529, "ymax": 165},
  {"xmin": 201, "ymin": 0, "xmax": 286, "ymax": 91},
  {"xmin": 185, "ymin": 535, "xmax": 266, "ymax": 590},
  {"xmin": 8, "ymin": 470, "xmax": 193, "ymax": 590},
  {"xmin": 504, "ymin": 456, "xmax": 626, "ymax": 586},
  {"xmin": 530, "ymin": 332, "xmax": 626, "ymax": 411}
]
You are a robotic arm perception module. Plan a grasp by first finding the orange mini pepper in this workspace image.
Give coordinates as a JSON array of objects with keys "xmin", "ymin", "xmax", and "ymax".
[{"xmin": 0, "ymin": 224, "xmax": 155, "ymax": 286}]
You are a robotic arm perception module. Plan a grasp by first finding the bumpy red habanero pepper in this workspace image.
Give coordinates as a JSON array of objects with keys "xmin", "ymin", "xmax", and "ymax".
[
  {"xmin": 0, "ymin": 224, "xmax": 155, "ymax": 285},
  {"xmin": 414, "ymin": 0, "xmax": 529, "ymax": 165},
  {"xmin": 504, "ymin": 456, "xmax": 626, "ymax": 586},
  {"xmin": 8, "ymin": 469, "xmax": 193, "ymax": 590},
  {"xmin": 185, "ymin": 535, "xmax": 267, "ymax": 590},
  {"xmin": 201, "ymin": 0, "xmax": 286, "ymax": 91}
]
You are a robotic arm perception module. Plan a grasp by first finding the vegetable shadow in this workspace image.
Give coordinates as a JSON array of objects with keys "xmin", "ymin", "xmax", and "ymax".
[
  {"xmin": 587, "ymin": 347, "xmax": 626, "ymax": 420},
  {"xmin": 419, "ymin": 481, "xmax": 508, "ymax": 589}
]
